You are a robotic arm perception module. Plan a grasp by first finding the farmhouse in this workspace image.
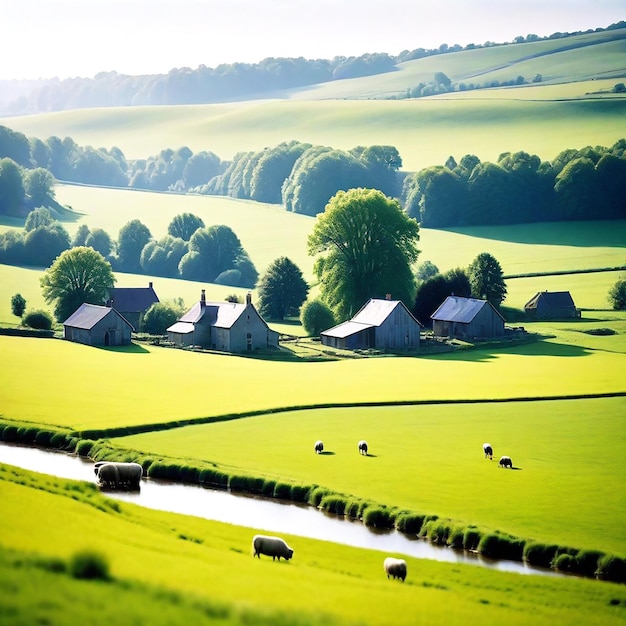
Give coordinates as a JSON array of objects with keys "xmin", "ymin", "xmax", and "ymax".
[
  {"xmin": 321, "ymin": 297, "xmax": 422, "ymax": 351},
  {"xmin": 63, "ymin": 303, "xmax": 134, "ymax": 346},
  {"xmin": 524, "ymin": 290, "xmax": 579, "ymax": 320},
  {"xmin": 106, "ymin": 281, "xmax": 159, "ymax": 331},
  {"xmin": 167, "ymin": 291, "xmax": 279, "ymax": 353},
  {"xmin": 431, "ymin": 296, "xmax": 505, "ymax": 340}
]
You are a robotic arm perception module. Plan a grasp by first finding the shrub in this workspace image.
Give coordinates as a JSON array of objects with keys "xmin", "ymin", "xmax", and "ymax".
[
  {"xmin": 75, "ymin": 440, "xmax": 96, "ymax": 457},
  {"xmin": 180, "ymin": 465, "xmax": 200, "ymax": 483},
  {"xmin": 199, "ymin": 467, "xmax": 228, "ymax": 488},
  {"xmin": 262, "ymin": 479, "xmax": 276, "ymax": 497},
  {"xmin": 23, "ymin": 309, "xmax": 54, "ymax": 330},
  {"xmin": 523, "ymin": 542, "xmax": 559, "ymax": 568},
  {"xmin": 320, "ymin": 495, "xmax": 347, "ymax": 515},
  {"xmin": 575, "ymin": 549, "xmax": 605, "ymax": 577},
  {"xmin": 69, "ymin": 549, "xmax": 110, "ymax": 580},
  {"xmin": 423, "ymin": 520, "xmax": 450, "ymax": 545},
  {"xmin": 50, "ymin": 432, "xmax": 71, "ymax": 449},
  {"xmin": 273, "ymin": 482, "xmax": 292, "ymax": 500},
  {"xmin": 478, "ymin": 532, "xmax": 524, "ymax": 561},
  {"xmin": 463, "ymin": 527, "xmax": 482, "ymax": 551},
  {"xmin": 289, "ymin": 484, "xmax": 311, "ymax": 503},
  {"xmin": 395, "ymin": 512, "xmax": 426, "ymax": 535},
  {"xmin": 1, "ymin": 425, "xmax": 18, "ymax": 442},
  {"xmin": 147, "ymin": 461, "xmax": 180, "ymax": 481},
  {"xmin": 596, "ymin": 554, "xmax": 626, "ymax": 583},
  {"xmin": 363, "ymin": 506, "xmax": 395, "ymax": 530},
  {"xmin": 447, "ymin": 526, "xmax": 465, "ymax": 550},
  {"xmin": 554, "ymin": 553, "xmax": 575, "ymax": 572},
  {"xmin": 345, "ymin": 499, "xmax": 363, "ymax": 519},
  {"xmin": 308, "ymin": 487, "xmax": 330, "ymax": 507}
]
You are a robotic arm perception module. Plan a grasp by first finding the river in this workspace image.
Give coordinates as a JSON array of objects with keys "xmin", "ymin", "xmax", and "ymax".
[{"xmin": 0, "ymin": 442, "xmax": 562, "ymax": 577}]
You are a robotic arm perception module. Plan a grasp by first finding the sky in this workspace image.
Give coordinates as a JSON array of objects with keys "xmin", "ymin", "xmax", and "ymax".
[{"xmin": 2, "ymin": 0, "xmax": 624, "ymax": 80}]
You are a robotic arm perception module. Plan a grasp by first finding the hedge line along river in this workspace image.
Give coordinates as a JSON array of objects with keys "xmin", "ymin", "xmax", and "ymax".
[{"xmin": 0, "ymin": 442, "xmax": 563, "ymax": 578}]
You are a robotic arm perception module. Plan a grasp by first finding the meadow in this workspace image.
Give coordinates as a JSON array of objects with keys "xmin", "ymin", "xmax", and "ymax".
[{"xmin": 1, "ymin": 464, "xmax": 624, "ymax": 626}]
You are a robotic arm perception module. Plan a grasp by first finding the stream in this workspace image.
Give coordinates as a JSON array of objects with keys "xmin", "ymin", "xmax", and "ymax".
[{"xmin": 0, "ymin": 442, "xmax": 563, "ymax": 577}]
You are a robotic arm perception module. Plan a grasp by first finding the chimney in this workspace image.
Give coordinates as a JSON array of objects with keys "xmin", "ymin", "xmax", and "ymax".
[
  {"xmin": 246, "ymin": 292, "xmax": 252, "ymax": 305},
  {"xmin": 200, "ymin": 289, "xmax": 206, "ymax": 306},
  {"xmin": 107, "ymin": 298, "xmax": 113, "ymax": 308},
  {"xmin": 385, "ymin": 293, "xmax": 392, "ymax": 300},
  {"xmin": 148, "ymin": 281, "xmax": 153, "ymax": 289}
]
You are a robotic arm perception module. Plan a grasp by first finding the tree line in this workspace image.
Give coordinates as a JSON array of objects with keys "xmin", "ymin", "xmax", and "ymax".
[{"xmin": 5, "ymin": 23, "xmax": 624, "ymax": 115}]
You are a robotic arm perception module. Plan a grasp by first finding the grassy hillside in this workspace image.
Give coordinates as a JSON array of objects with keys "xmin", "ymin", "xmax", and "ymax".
[{"xmin": 3, "ymin": 465, "xmax": 623, "ymax": 626}]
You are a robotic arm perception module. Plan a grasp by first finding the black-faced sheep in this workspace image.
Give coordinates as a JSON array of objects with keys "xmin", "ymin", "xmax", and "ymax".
[
  {"xmin": 384, "ymin": 557, "xmax": 407, "ymax": 582},
  {"xmin": 96, "ymin": 462, "xmax": 143, "ymax": 489},
  {"xmin": 358, "ymin": 440, "xmax": 368, "ymax": 455},
  {"xmin": 483, "ymin": 442, "xmax": 493, "ymax": 459},
  {"xmin": 314, "ymin": 440, "xmax": 324, "ymax": 454},
  {"xmin": 498, "ymin": 455, "xmax": 513, "ymax": 469},
  {"xmin": 252, "ymin": 534, "xmax": 294, "ymax": 561}
]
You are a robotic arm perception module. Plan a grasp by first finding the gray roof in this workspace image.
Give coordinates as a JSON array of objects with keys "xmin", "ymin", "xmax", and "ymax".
[
  {"xmin": 107, "ymin": 283, "xmax": 159, "ymax": 313},
  {"xmin": 352, "ymin": 299, "xmax": 404, "ymax": 326},
  {"xmin": 63, "ymin": 303, "xmax": 133, "ymax": 330},
  {"xmin": 176, "ymin": 301, "xmax": 253, "ymax": 330},
  {"xmin": 321, "ymin": 320, "xmax": 373, "ymax": 339},
  {"xmin": 167, "ymin": 321, "xmax": 195, "ymax": 334},
  {"xmin": 431, "ymin": 296, "xmax": 504, "ymax": 323},
  {"xmin": 524, "ymin": 291, "xmax": 576, "ymax": 310}
]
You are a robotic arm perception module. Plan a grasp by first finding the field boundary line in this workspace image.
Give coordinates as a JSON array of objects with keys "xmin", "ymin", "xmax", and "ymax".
[{"xmin": 76, "ymin": 391, "xmax": 626, "ymax": 439}]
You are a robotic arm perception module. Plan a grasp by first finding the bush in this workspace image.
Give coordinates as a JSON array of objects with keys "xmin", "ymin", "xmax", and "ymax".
[
  {"xmin": 34, "ymin": 430, "xmax": 53, "ymax": 447},
  {"xmin": 69, "ymin": 549, "xmax": 110, "ymax": 580},
  {"xmin": 422, "ymin": 520, "xmax": 450, "ymax": 545},
  {"xmin": 273, "ymin": 482, "xmax": 292, "ymax": 500},
  {"xmin": 300, "ymin": 299, "xmax": 336, "ymax": 336},
  {"xmin": 596, "ymin": 554, "xmax": 626, "ymax": 583},
  {"xmin": 447, "ymin": 526, "xmax": 465, "ymax": 550},
  {"xmin": 289, "ymin": 484, "xmax": 311, "ymax": 503},
  {"xmin": 23, "ymin": 309, "xmax": 54, "ymax": 330},
  {"xmin": 147, "ymin": 461, "xmax": 181, "ymax": 481},
  {"xmin": 554, "ymin": 553, "xmax": 575, "ymax": 572},
  {"xmin": 575, "ymin": 549, "xmax": 605, "ymax": 577},
  {"xmin": 479, "ymin": 532, "xmax": 524, "ymax": 561},
  {"xmin": 75, "ymin": 439, "xmax": 96, "ymax": 457},
  {"xmin": 262, "ymin": 479, "xmax": 276, "ymax": 497},
  {"xmin": 308, "ymin": 487, "xmax": 330, "ymax": 507},
  {"xmin": 50, "ymin": 432, "xmax": 71, "ymax": 449},
  {"xmin": 523, "ymin": 542, "xmax": 559, "ymax": 568},
  {"xmin": 198, "ymin": 467, "xmax": 229, "ymax": 488},
  {"xmin": 362, "ymin": 506, "xmax": 395, "ymax": 530},
  {"xmin": 345, "ymin": 499, "xmax": 363, "ymax": 519},
  {"xmin": 395, "ymin": 512, "xmax": 426, "ymax": 535},
  {"xmin": 608, "ymin": 277, "xmax": 626, "ymax": 310},
  {"xmin": 320, "ymin": 495, "xmax": 347, "ymax": 515},
  {"xmin": 16, "ymin": 426, "xmax": 38, "ymax": 444},
  {"xmin": 463, "ymin": 527, "xmax": 482, "ymax": 551},
  {"xmin": 2, "ymin": 425, "xmax": 18, "ymax": 442}
]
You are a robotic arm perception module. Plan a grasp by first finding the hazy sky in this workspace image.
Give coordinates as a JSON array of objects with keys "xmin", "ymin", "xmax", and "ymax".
[{"xmin": 3, "ymin": 0, "xmax": 624, "ymax": 80}]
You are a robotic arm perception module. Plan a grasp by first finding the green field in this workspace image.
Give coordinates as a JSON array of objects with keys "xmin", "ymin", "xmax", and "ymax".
[{"xmin": 3, "ymin": 465, "xmax": 624, "ymax": 626}]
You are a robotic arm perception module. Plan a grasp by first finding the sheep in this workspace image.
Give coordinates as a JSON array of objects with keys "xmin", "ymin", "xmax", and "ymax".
[
  {"xmin": 96, "ymin": 462, "xmax": 143, "ymax": 489},
  {"xmin": 252, "ymin": 534, "xmax": 294, "ymax": 561},
  {"xmin": 384, "ymin": 557, "xmax": 407, "ymax": 582},
  {"xmin": 314, "ymin": 440, "xmax": 324, "ymax": 454},
  {"xmin": 483, "ymin": 442, "xmax": 493, "ymax": 460},
  {"xmin": 498, "ymin": 455, "xmax": 513, "ymax": 469},
  {"xmin": 358, "ymin": 440, "xmax": 368, "ymax": 455}
]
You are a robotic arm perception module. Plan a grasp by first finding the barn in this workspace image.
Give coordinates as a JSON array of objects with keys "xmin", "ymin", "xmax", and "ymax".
[
  {"xmin": 431, "ymin": 296, "xmax": 505, "ymax": 340},
  {"xmin": 63, "ymin": 303, "xmax": 134, "ymax": 346},
  {"xmin": 106, "ymin": 281, "xmax": 159, "ymax": 331},
  {"xmin": 321, "ymin": 297, "xmax": 422, "ymax": 351},
  {"xmin": 524, "ymin": 291, "xmax": 579, "ymax": 320},
  {"xmin": 167, "ymin": 291, "xmax": 279, "ymax": 353}
]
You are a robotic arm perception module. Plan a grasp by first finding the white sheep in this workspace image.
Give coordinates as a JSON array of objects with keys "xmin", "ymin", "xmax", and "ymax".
[
  {"xmin": 252, "ymin": 534, "xmax": 294, "ymax": 561},
  {"xmin": 483, "ymin": 442, "xmax": 493, "ymax": 459},
  {"xmin": 358, "ymin": 440, "xmax": 368, "ymax": 455},
  {"xmin": 384, "ymin": 557, "xmax": 407, "ymax": 582},
  {"xmin": 314, "ymin": 440, "xmax": 324, "ymax": 454}
]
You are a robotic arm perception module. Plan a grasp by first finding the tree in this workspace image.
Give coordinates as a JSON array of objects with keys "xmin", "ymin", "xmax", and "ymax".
[
  {"xmin": 257, "ymin": 257, "xmax": 309, "ymax": 320},
  {"xmin": 85, "ymin": 228, "xmax": 113, "ymax": 258},
  {"xmin": 24, "ymin": 168, "xmax": 56, "ymax": 208},
  {"xmin": 142, "ymin": 301, "xmax": 184, "ymax": 334},
  {"xmin": 72, "ymin": 224, "xmax": 90, "ymax": 247},
  {"xmin": 308, "ymin": 188, "xmax": 420, "ymax": 320},
  {"xmin": 167, "ymin": 213, "xmax": 205, "ymax": 241},
  {"xmin": 24, "ymin": 223, "xmax": 71, "ymax": 267},
  {"xmin": 25, "ymin": 207, "xmax": 54, "ymax": 232},
  {"xmin": 413, "ymin": 268, "xmax": 471, "ymax": 326},
  {"xmin": 608, "ymin": 278, "xmax": 626, "ymax": 310},
  {"xmin": 140, "ymin": 235, "xmax": 188, "ymax": 277},
  {"xmin": 300, "ymin": 299, "xmax": 336, "ymax": 336},
  {"xmin": 40, "ymin": 246, "xmax": 115, "ymax": 321},
  {"xmin": 0, "ymin": 158, "xmax": 25, "ymax": 216},
  {"xmin": 116, "ymin": 219, "xmax": 151, "ymax": 272},
  {"xmin": 11, "ymin": 293, "xmax": 26, "ymax": 318},
  {"xmin": 415, "ymin": 260, "xmax": 439, "ymax": 283},
  {"xmin": 468, "ymin": 252, "xmax": 507, "ymax": 306}
]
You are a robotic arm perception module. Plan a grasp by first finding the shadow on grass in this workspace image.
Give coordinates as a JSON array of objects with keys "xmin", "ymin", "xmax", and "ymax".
[
  {"xmin": 318, "ymin": 451, "xmax": 335, "ymax": 456},
  {"xmin": 98, "ymin": 343, "xmax": 149, "ymax": 354}
]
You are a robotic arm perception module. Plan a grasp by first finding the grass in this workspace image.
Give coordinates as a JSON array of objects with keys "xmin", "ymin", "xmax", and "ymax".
[
  {"xmin": 1, "ymin": 464, "xmax": 625, "ymax": 626},
  {"xmin": 1, "ymin": 310, "xmax": 625, "ymax": 431},
  {"xmin": 116, "ymin": 396, "xmax": 626, "ymax": 556}
]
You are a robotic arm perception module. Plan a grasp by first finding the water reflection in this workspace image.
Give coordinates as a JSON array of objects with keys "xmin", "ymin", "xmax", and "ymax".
[{"xmin": 0, "ymin": 442, "xmax": 561, "ymax": 577}]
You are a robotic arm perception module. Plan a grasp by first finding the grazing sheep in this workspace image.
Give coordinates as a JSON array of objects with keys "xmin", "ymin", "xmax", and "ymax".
[
  {"xmin": 498, "ymin": 455, "xmax": 513, "ymax": 469},
  {"xmin": 252, "ymin": 534, "xmax": 294, "ymax": 561},
  {"xmin": 358, "ymin": 440, "xmax": 368, "ymax": 455},
  {"xmin": 483, "ymin": 443, "xmax": 493, "ymax": 460},
  {"xmin": 96, "ymin": 462, "xmax": 143, "ymax": 489},
  {"xmin": 384, "ymin": 557, "xmax": 407, "ymax": 582},
  {"xmin": 314, "ymin": 440, "xmax": 324, "ymax": 454}
]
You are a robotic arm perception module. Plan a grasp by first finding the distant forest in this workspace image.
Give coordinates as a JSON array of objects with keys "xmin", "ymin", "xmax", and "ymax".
[
  {"xmin": 1, "ymin": 124, "xmax": 625, "ymax": 227},
  {"xmin": 1, "ymin": 21, "xmax": 624, "ymax": 115}
]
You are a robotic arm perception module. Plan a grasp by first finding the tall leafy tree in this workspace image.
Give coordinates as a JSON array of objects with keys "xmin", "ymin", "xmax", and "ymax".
[
  {"xmin": 167, "ymin": 213, "xmax": 205, "ymax": 241},
  {"xmin": 308, "ymin": 188, "xmax": 420, "ymax": 320},
  {"xmin": 468, "ymin": 252, "xmax": 507, "ymax": 306},
  {"xmin": 24, "ymin": 223, "xmax": 71, "ymax": 267},
  {"xmin": 413, "ymin": 268, "xmax": 471, "ymax": 326},
  {"xmin": 608, "ymin": 278, "xmax": 626, "ymax": 310},
  {"xmin": 300, "ymin": 299, "xmax": 336, "ymax": 336},
  {"xmin": 11, "ymin": 293, "xmax": 26, "ymax": 318},
  {"xmin": 257, "ymin": 257, "xmax": 309, "ymax": 320},
  {"xmin": 24, "ymin": 168, "xmax": 56, "ymax": 208},
  {"xmin": 85, "ymin": 227, "xmax": 113, "ymax": 258},
  {"xmin": 116, "ymin": 219, "xmax": 151, "ymax": 272},
  {"xmin": 40, "ymin": 246, "xmax": 115, "ymax": 321},
  {"xmin": 25, "ymin": 207, "xmax": 54, "ymax": 232},
  {"xmin": 0, "ymin": 158, "xmax": 25, "ymax": 216}
]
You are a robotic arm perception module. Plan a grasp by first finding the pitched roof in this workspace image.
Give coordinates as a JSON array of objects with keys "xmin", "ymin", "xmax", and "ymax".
[
  {"xmin": 431, "ymin": 296, "xmax": 505, "ymax": 323},
  {"xmin": 524, "ymin": 291, "xmax": 576, "ymax": 310},
  {"xmin": 176, "ymin": 301, "xmax": 254, "ymax": 330},
  {"xmin": 321, "ymin": 320, "xmax": 373, "ymax": 339},
  {"xmin": 166, "ymin": 321, "xmax": 195, "ymax": 334},
  {"xmin": 63, "ymin": 303, "xmax": 133, "ymax": 330},
  {"xmin": 107, "ymin": 283, "xmax": 159, "ymax": 312}
]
